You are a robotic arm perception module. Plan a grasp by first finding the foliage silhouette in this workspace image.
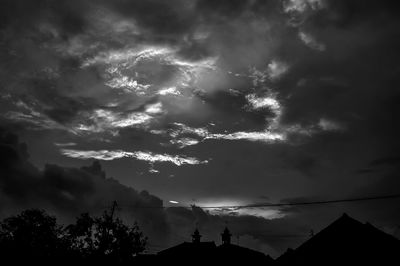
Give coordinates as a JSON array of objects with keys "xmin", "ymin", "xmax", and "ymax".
[
  {"xmin": 0, "ymin": 207, "xmax": 147, "ymax": 264},
  {"xmin": 0, "ymin": 209, "xmax": 69, "ymax": 261},
  {"xmin": 66, "ymin": 209, "xmax": 147, "ymax": 262}
]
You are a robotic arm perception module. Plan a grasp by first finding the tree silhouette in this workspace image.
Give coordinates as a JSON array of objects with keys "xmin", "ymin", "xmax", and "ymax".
[
  {"xmin": 0, "ymin": 209, "xmax": 68, "ymax": 260},
  {"xmin": 0, "ymin": 207, "xmax": 147, "ymax": 264},
  {"xmin": 66, "ymin": 206, "xmax": 147, "ymax": 263},
  {"xmin": 66, "ymin": 212, "xmax": 95, "ymax": 257}
]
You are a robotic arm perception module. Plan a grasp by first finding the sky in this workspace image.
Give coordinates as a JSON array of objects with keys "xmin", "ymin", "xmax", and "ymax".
[{"xmin": 1, "ymin": 0, "xmax": 400, "ymax": 257}]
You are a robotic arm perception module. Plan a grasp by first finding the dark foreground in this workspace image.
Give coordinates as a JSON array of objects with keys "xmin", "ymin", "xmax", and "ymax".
[{"xmin": 1, "ymin": 211, "xmax": 399, "ymax": 265}]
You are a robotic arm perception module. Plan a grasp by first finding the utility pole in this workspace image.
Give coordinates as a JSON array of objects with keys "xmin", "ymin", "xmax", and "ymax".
[
  {"xmin": 100, "ymin": 200, "xmax": 118, "ymax": 255},
  {"xmin": 110, "ymin": 200, "xmax": 118, "ymax": 221}
]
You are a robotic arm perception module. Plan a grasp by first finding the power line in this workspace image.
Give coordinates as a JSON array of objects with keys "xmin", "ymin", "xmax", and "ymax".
[
  {"xmin": 252, "ymin": 234, "xmax": 309, "ymax": 239},
  {"xmin": 207, "ymin": 194, "xmax": 400, "ymax": 209},
  {"xmin": 110, "ymin": 193, "xmax": 400, "ymax": 210}
]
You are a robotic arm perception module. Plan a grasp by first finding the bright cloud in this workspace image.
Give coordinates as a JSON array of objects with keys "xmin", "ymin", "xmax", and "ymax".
[
  {"xmin": 145, "ymin": 102, "xmax": 164, "ymax": 114},
  {"xmin": 246, "ymin": 94, "xmax": 281, "ymax": 112},
  {"xmin": 170, "ymin": 57, "xmax": 217, "ymax": 71},
  {"xmin": 267, "ymin": 60, "xmax": 289, "ymax": 80},
  {"xmin": 208, "ymin": 131, "xmax": 286, "ymax": 143},
  {"xmin": 195, "ymin": 199, "xmax": 285, "ymax": 219},
  {"xmin": 299, "ymin": 31, "xmax": 326, "ymax": 51},
  {"xmin": 105, "ymin": 76, "xmax": 151, "ymax": 92},
  {"xmin": 74, "ymin": 109, "xmax": 153, "ymax": 134},
  {"xmin": 170, "ymin": 138, "xmax": 200, "ymax": 148},
  {"xmin": 81, "ymin": 46, "xmax": 174, "ymax": 67},
  {"xmin": 60, "ymin": 149, "xmax": 208, "ymax": 166},
  {"xmin": 61, "ymin": 149, "xmax": 130, "ymax": 160},
  {"xmin": 157, "ymin": 87, "xmax": 181, "ymax": 96},
  {"xmin": 283, "ymin": 0, "xmax": 325, "ymax": 14},
  {"xmin": 171, "ymin": 123, "xmax": 286, "ymax": 143},
  {"xmin": 132, "ymin": 151, "xmax": 207, "ymax": 165},
  {"xmin": 171, "ymin": 123, "xmax": 210, "ymax": 138},
  {"xmin": 210, "ymin": 207, "xmax": 284, "ymax": 220}
]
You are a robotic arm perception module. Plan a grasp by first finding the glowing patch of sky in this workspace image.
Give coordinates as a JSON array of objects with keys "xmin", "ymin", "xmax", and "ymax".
[
  {"xmin": 299, "ymin": 31, "xmax": 326, "ymax": 51},
  {"xmin": 283, "ymin": 0, "xmax": 325, "ymax": 13},
  {"xmin": 318, "ymin": 118, "xmax": 343, "ymax": 131},
  {"xmin": 145, "ymin": 102, "xmax": 164, "ymax": 114},
  {"xmin": 60, "ymin": 149, "xmax": 207, "ymax": 166},
  {"xmin": 169, "ymin": 138, "xmax": 200, "ymax": 148},
  {"xmin": 105, "ymin": 76, "xmax": 151, "ymax": 92},
  {"xmin": 193, "ymin": 199, "xmax": 285, "ymax": 219},
  {"xmin": 157, "ymin": 87, "xmax": 181, "ymax": 96},
  {"xmin": 267, "ymin": 60, "xmax": 289, "ymax": 80},
  {"xmin": 246, "ymin": 94, "xmax": 281, "ymax": 112},
  {"xmin": 73, "ymin": 109, "xmax": 153, "ymax": 134}
]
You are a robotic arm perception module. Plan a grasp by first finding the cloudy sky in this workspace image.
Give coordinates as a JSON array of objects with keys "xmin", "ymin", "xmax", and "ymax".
[{"xmin": 1, "ymin": 0, "xmax": 400, "ymax": 257}]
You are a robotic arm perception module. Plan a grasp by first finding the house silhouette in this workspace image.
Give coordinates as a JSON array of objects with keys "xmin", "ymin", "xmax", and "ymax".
[
  {"xmin": 157, "ymin": 227, "xmax": 275, "ymax": 265},
  {"xmin": 133, "ymin": 213, "xmax": 400, "ymax": 265},
  {"xmin": 276, "ymin": 213, "xmax": 400, "ymax": 266}
]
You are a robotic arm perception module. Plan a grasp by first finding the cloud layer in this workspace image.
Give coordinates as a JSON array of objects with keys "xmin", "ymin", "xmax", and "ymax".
[
  {"xmin": 61, "ymin": 149, "xmax": 207, "ymax": 166},
  {"xmin": 1, "ymin": 0, "xmax": 400, "ymax": 257}
]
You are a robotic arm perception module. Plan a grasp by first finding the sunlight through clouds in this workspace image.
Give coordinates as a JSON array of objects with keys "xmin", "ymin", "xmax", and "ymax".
[
  {"xmin": 208, "ymin": 131, "xmax": 286, "ymax": 143},
  {"xmin": 194, "ymin": 199, "xmax": 285, "ymax": 219},
  {"xmin": 267, "ymin": 60, "xmax": 289, "ymax": 81},
  {"xmin": 299, "ymin": 31, "xmax": 326, "ymax": 51},
  {"xmin": 283, "ymin": 0, "xmax": 325, "ymax": 14},
  {"xmin": 61, "ymin": 149, "xmax": 208, "ymax": 166},
  {"xmin": 246, "ymin": 94, "xmax": 281, "ymax": 112},
  {"xmin": 1, "ymin": 0, "xmax": 395, "ymax": 254},
  {"xmin": 157, "ymin": 87, "xmax": 181, "ymax": 96},
  {"xmin": 145, "ymin": 102, "xmax": 164, "ymax": 115},
  {"xmin": 74, "ymin": 109, "xmax": 153, "ymax": 134},
  {"xmin": 105, "ymin": 76, "xmax": 151, "ymax": 92}
]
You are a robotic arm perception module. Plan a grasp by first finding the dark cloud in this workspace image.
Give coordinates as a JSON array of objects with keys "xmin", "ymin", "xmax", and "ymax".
[
  {"xmin": 0, "ymin": 0, "xmax": 88, "ymax": 34},
  {"xmin": 199, "ymin": 90, "xmax": 272, "ymax": 132},
  {"xmin": 1, "ymin": 125, "xmax": 400, "ymax": 257},
  {"xmin": 369, "ymin": 156, "xmax": 400, "ymax": 167},
  {"xmin": 1, "ymin": 0, "xmax": 400, "ymax": 257},
  {"xmin": 0, "ymin": 127, "xmax": 305, "ymax": 256},
  {"xmin": 0, "ymin": 127, "xmax": 170, "ymax": 246},
  {"xmin": 310, "ymin": 0, "xmax": 400, "ymax": 28},
  {"xmin": 103, "ymin": 0, "xmax": 197, "ymax": 36}
]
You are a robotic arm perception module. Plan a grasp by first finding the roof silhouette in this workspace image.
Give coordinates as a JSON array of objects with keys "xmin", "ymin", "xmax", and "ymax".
[
  {"xmin": 157, "ymin": 228, "xmax": 274, "ymax": 265},
  {"xmin": 217, "ymin": 242, "xmax": 275, "ymax": 263},
  {"xmin": 277, "ymin": 213, "xmax": 400, "ymax": 265},
  {"xmin": 135, "ymin": 214, "xmax": 400, "ymax": 265},
  {"xmin": 158, "ymin": 241, "xmax": 217, "ymax": 256}
]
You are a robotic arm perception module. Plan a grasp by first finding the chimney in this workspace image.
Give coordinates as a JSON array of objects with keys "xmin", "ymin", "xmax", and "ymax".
[
  {"xmin": 221, "ymin": 227, "xmax": 232, "ymax": 245},
  {"xmin": 192, "ymin": 228, "xmax": 202, "ymax": 244}
]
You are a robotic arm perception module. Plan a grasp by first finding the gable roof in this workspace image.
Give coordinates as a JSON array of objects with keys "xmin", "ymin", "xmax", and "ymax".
[
  {"xmin": 217, "ymin": 243, "xmax": 274, "ymax": 263},
  {"xmin": 277, "ymin": 213, "xmax": 400, "ymax": 265},
  {"xmin": 158, "ymin": 241, "xmax": 217, "ymax": 256}
]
